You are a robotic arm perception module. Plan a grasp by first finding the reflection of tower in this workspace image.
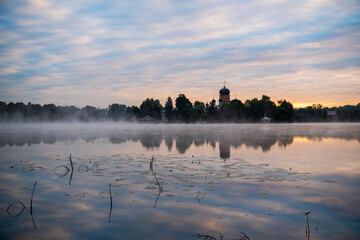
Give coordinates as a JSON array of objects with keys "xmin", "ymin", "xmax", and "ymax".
[
  {"xmin": 219, "ymin": 139, "xmax": 230, "ymax": 159},
  {"xmin": 219, "ymin": 81, "xmax": 230, "ymax": 105}
]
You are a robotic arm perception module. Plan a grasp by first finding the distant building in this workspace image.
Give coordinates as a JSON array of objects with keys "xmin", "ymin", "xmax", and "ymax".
[
  {"xmin": 219, "ymin": 83, "xmax": 230, "ymax": 105},
  {"xmin": 327, "ymin": 111, "xmax": 337, "ymax": 121},
  {"xmin": 261, "ymin": 113, "xmax": 271, "ymax": 123},
  {"xmin": 138, "ymin": 115, "xmax": 157, "ymax": 123},
  {"xmin": 209, "ymin": 83, "xmax": 231, "ymax": 109}
]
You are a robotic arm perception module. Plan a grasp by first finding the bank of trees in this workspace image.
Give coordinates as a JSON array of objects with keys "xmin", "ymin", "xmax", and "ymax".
[
  {"xmin": 162, "ymin": 94, "xmax": 294, "ymax": 122},
  {"xmin": 1, "ymin": 96, "xmax": 359, "ymax": 123}
]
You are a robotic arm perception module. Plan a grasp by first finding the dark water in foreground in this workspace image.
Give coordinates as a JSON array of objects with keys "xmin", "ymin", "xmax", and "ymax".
[{"xmin": 0, "ymin": 123, "xmax": 359, "ymax": 240}]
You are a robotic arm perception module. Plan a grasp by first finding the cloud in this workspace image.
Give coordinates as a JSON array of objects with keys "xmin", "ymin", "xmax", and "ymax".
[{"xmin": 0, "ymin": 0, "xmax": 359, "ymax": 107}]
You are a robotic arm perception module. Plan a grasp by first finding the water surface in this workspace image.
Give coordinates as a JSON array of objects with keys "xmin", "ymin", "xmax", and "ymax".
[{"xmin": 0, "ymin": 123, "xmax": 359, "ymax": 240}]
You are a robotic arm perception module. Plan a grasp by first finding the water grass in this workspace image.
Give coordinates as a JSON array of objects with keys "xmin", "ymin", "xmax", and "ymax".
[
  {"xmin": 196, "ymin": 191, "xmax": 201, "ymax": 204},
  {"xmin": 305, "ymin": 211, "xmax": 311, "ymax": 240},
  {"xmin": 30, "ymin": 181, "xmax": 37, "ymax": 229},
  {"xmin": 69, "ymin": 154, "xmax": 74, "ymax": 185},
  {"xmin": 150, "ymin": 155, "xmax": 154, "ymax": 171},
  {"xmin": 109, "ymin": 184, "xmax": 113, "ymax": 222},
  {"xmin": 150, "ymin": 156, "xmax": 163, "ymax": 208}
]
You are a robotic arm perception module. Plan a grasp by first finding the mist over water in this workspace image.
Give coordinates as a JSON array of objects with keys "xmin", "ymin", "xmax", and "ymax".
[{"xmin": 0, "ymin": 123, "xmax": 359, "ymax": 239}]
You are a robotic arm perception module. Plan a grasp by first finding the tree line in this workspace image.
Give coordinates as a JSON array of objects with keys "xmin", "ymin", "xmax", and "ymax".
[{"xmin": 0, "ymin": 95, "xmax": 359, "ymax": 122}]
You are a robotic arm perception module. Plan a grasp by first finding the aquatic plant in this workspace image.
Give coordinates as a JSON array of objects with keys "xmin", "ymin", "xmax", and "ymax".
[
  {"xmin": 305, "ymin": 211, "xmax": 311, "ymax": 240},
  {"xmin": 30, "ymin": 181, "xmax": 37, "ymax": 229},
  {"xmin": 109, "ymin": 184, "xmax": 113, "ymax": 222},
  {"xmin": 193, "ymin": 232, "xmax": 250, "ymax": 240}
]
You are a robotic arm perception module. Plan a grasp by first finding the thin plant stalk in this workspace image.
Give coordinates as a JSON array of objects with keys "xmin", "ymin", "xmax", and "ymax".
[
  {"xmin": 69, "ymin": 154, "xmax": 74, "ymax": 185},
  {"xmin": 109, "ymin": 184, "xmax": 113, "ymax": 222},
  {"xmin": 30, "ymin": 181, "xmax": 37, "ymax": 229},
  {"xmin": 305, "ymin": 212, "xmax": 311, "ymax": 240}
]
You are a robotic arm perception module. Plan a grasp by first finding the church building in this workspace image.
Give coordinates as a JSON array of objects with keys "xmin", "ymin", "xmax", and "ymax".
[
  {"xmin": 219, "ymin": 83, "xmax": 230, "ymax": 107},
  {"xmin": 209, "ymin": 83, "xmax": 231, "ymax": 109}
]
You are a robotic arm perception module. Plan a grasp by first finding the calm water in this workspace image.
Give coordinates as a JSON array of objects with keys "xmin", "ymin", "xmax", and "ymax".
[{"xmin": 0, "ymin": 123, "xmax": 359, "ymax": 240}]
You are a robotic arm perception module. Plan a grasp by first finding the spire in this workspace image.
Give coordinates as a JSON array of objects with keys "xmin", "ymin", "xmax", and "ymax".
[{"xmin": 224, "ymin": 80, "xmax": 226, "ymax": 87}]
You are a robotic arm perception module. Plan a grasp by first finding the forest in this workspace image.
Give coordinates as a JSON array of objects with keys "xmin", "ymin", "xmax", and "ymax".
[{"xmin": 1, "ymin": 94, "xmax": 359, "ymax": 123}]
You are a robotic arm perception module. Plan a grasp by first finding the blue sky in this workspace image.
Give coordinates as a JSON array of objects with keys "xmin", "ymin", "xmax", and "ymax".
[{"xmin": 0, "ymin": 0, "xmax": 359, "ymax": 107}]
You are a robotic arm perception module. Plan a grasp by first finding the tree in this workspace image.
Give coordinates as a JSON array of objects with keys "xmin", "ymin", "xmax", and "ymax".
[
  {"xmin": 260, "ymin": 95, "xmax": 276, "ymax": 119},
  {"xmin": 205, "ymin": 104, "xmax": 218, "ymax": 122},
  {"xmin": 108, "ymin": 103, "xmax": 128, "ymax": 120},
  {"xmin": 245, "ymin": 98, "xmax": 263, "ymax": 121},
  {"xmin": 165, "ymin": 97, "xmax": 174, "ymax": 121},
  {"xmin": 128, "ymin": 105, "xmax": 141, "ymax": 118},
  {"xmin": 191, "ymin": 101, "xmax": 205, "ymax": 122},
  {"xmin": 230, "ymin": 99, "xmax": 245, "ymax": 121},
  {"xmin": 175, "ymin": 94, "xmax": 192, "ymax": 122},
  {"xmin": 275, "ymin": 100, "xmax": 294, "ymax": 122},
  {"xmin": 139, "ymin": 98, "xmax": 162, "ymax": 120}
]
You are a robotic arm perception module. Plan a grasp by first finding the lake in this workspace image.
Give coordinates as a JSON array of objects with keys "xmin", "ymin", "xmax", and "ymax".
[{"xmin": 0, "ymin": 123, "xmax": 359, "ymax": 240}]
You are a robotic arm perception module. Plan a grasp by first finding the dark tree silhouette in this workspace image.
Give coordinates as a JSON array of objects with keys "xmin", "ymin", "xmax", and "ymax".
[
  {"xmin": 165, "ymin": 97, "xmax": 174, "ymax": 122},
  {"xmin": 175, "ymin": 94, "xmax": 192, "ymax": 122}
]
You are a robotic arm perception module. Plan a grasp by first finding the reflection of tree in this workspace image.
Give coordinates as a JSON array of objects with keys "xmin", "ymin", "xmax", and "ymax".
[
  {"xmin": 165, "ymin": 135, "xmax": 173, "ymax": 151},
  {"xmin": 207, "ymin": 139, "xmax": 216, "ymax": 149},
  {"xmin": 244, "ymin": 137, "xmax": 277, "ymax": 152},
  {"xmin": 139, "ymin": 134, "xmax": 162, "ymax": 149},
  {"xmin": 175, "ymin": 134, "xmax": 193, "ymax": 154},
  {"xmin": 277, "ymin": 137, "xmax": 294, "ymax": 147},
  {"xmin": 1, "ymin": 125, "xmax": 359, "ymax": 156},
  {"xmin": 109, "ymin": 134, "xmax": 128, "ymax": 144},
  {"xmin": 194, "ymin": 135, "xmax": 205, "ymax": 147}
]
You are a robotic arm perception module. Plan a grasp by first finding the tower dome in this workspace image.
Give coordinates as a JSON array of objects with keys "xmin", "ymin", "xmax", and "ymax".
[
  {"xmin": 219, "ymin": 86, "xmax": 230, "ymax": 95},
  {"xmin": 218, "ymin": 81, "xmax": 230, "ymax": 105}
]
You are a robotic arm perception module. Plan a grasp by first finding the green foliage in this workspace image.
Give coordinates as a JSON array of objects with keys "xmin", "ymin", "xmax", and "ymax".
[
  {"xmin": 128, "ymin": 105, "xmax": 141, "ymax": 117},
  {"xmin": 275, "ymin": 100, "xmax": 294, "ymax": 122},
  {"xmin": 165, "ymin": 97, "xmax": 174, "ymax": 121},
  {"xmin": 1, "ymin": 99, "xmax": 359, "ymax": 123},
  {"xmin": 294, "ymin": 106, "xmax": 327, "ymax": 122},
  {"xmin": 175, "ymin": 94, "xmax": 192, "ymax": 122},
  {"xmin": 139, "ymin": 98, "xmax": 162, "ymax": 120},
  {"xmin": 245, "ymin": 98, "xmax": 263, "ymax": 120},
  {"xmin": 205, "ymin": 104, "xmax": 218, "ymax": 122},
  {"xmin": 108, "ymin": 103, "xmax": 128, "ymax": 120},
  {"xmin": 191, "ymin": 101, "xmax": 205, "ymax": 122}
]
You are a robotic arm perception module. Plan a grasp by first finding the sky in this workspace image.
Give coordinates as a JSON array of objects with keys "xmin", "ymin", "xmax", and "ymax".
[{"xmin": 0, "ymin": 0, "xmax": 359, "ymax": 108}]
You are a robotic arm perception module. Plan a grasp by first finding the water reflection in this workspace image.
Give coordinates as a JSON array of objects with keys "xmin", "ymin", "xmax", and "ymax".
[
  {"xmin": 0, "ymin": 123, "xmax": 359, "ymax": 240},
  {"xmin": 0, "ymin": 123, "xmax": 359, "ymax": 160}
]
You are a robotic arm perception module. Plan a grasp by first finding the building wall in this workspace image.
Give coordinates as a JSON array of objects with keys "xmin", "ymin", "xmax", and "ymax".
[{"xmin": 219, "ymin": 94, "xmax": 230, "ymax": 104}]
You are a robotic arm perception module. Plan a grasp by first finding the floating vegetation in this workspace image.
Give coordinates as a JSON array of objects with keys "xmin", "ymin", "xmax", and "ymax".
[
  {"xmin": 78, "ymin": 165, "xmax": 89, "ymax": 173},
  {"xmin": 7, "ymin": 201, "xmax": 25, "ymax": 217},
  {"xmin": 92, "ymin": 162, "xmax": 99, "ymax": 173},
  {"xmin": 6, "ymin": 180, "xmax": 38, "ymax": 228},
  {"xmin": 22, "ymin": 165, "xmax": 34, "ymax": 173},
  {"xmin": 53, "ymin": 165, "xmax": 70, "ymax": 177},
  {"xmin": 193, "ymin": 234, "xmax": 216, "ymax": 240},
  {"xmin": 193, "ymin": 232, "xmax": 250, "ymax": 240}
]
